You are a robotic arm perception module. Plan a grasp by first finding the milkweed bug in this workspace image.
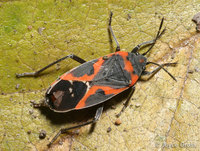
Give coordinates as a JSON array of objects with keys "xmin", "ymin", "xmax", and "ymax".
[{"xmin": 16, "ymin": 12, "xmax": 177, "ymax": 147}]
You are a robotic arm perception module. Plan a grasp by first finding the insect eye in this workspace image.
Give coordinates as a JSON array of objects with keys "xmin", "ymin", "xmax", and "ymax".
[{"xmin": 142, "ymin": 66, "xmax": 146, "ymax": 70}]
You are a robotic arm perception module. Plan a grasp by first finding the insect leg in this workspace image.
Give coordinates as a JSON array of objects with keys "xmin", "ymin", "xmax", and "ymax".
[
  {"xmin": 30, "ymin": 99, "xmax": 48, "ymax": 108},
  {"xmin": 47, "ymin": 106, "xmax": 104, "ymax": 147},
  {"xmin": 131, "ymin": 40, "xmax": 155, "ymax": 53},
  {"xmin": 116, "ymin": 86, "xmax": 135, "ymax": 117},
  {"xmin": 131, "ymin": 18, "xmax": 165, "ymax": 54},
  {"xmin": 141, "ymin": 62, "xmax": 177, "ymax": 81},
  {"xmin": 108, "ymin": 11, "xmax": 120, "ymax": 52},
  {"xmin": 16, "ymin": 54, "xmax": 86, "ymax": 78}
]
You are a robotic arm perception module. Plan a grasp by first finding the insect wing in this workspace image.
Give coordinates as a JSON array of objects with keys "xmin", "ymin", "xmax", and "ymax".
[{"xmin": 46, "ymin": 52, "xmax": 135, "ymax": 111}]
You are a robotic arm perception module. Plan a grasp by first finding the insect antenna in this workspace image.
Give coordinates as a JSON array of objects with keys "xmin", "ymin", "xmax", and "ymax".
[
  {"xmin": 142, "ymin": 18, "xmax": 166, "ymax": 56},
  {"xmin": 146, "ymin": 61, "xmax": 177, "ymax": 81}
]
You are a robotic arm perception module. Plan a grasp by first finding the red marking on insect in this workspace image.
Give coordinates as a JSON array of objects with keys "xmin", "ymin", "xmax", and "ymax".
[
  {"xmin": 119, "ymin": 52, "xmax": 139, "ymax": 86},
  {"xmin": 75, "ymin": 85, "xmax": 128, "ymax": 109},
  {"xmin": 60, "ymin": 53, "xmax": 113, "ymax": 82}
]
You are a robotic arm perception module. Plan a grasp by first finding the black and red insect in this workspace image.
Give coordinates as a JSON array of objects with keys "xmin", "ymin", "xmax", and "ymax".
[{"xmin": 16, "ymin": 12, "xmax": 177, "ymax": 146}]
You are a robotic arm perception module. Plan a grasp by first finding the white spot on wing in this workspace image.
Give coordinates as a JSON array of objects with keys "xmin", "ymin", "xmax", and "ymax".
[
  {"xmin": 85, "ymin": 81, "xmax": 91, "ymax": 93},
  {"xmin": 85, "ymin": 81, "xmax": 90, "ymax": 88},
  {"xmin": 69, "ymin": 87, "xmax": 73, "ymax": 93},
  {"xmin": 68, "ymin": 80, "xmax": 73, "ymax": 84}
]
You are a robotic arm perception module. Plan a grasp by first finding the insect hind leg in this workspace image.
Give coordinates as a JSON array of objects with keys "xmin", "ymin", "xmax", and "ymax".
[
  {"xmin": 30, "ymin": 99, "xmax": 48, "ymax": 108},
  {"xmin": 16, "ymin": 54, "xmax": 86, "ymax": 78},
  {"xmin": 47, "ymin": 106, "xmax": 103, "ymax": 147}
]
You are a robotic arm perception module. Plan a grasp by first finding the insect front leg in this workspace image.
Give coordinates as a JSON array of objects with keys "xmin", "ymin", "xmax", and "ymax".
[
  {"xmin": 16, "ymin": 54, "xmax": 86, "ymax": 78},
  {"xmin": 132, "ymin": 18, "xmax": 165, "ymax": 54},
  {"xmin": 47, "ymin": 106, "xmax": 104, "ymax": 147},
  {"xmin": 108, "ymin": 12, "xmax": 121, "ymax": 52},
  {"xmin": 116, "ymin": 86, "xmax": 135, "ymax": 117},
  {"xmin": 131, "ymin": 40, "xmax": 155, "ymax": 53}
]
